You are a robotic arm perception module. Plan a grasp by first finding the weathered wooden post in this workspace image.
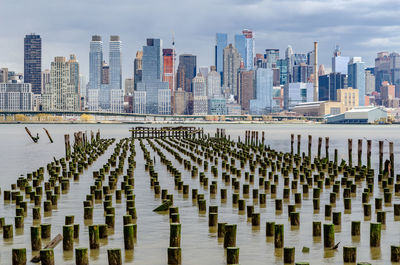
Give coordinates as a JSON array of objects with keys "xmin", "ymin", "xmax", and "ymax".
[
  {"xmin": 227, "ymin": 247, "xmax": 239, "ymax": 264},
  {"xmin": 40, "ymin": 249, "xmax": 54, "ymax": 265},
  {"xmin": 167, "ymin": 247, "xmax": 181, "ymax": 265},
  {"xmin": 284, "ymin": 247, "xmax": 295, "ymax": 264},
  {"xmin": 31, "ymin": 226, "xmax": 42, "ymax": 251},
  {"xmin": 75, "ymin": 248, "xmax": 89, "ymax": 265},
  {"xmin": 391, "ymin": 246, "xmax": 400, "ymax": 262},
  {"xmin": 291, "ymin": 134, "xmax": 294, "ymax": 155},
  {"xmin": 274, "ymin": 224, "xmax": 284, "ymax": 248},
  {"xmin": 297, "ymin": 134, "xmax": 301, "ymax": 155},
  {"xmin": 357, "ymin": 139, "xmax": 362, "ymax": 167},
  {"xmin": 308, "ymin": 135, "xmax": 312, "ymax": 158},
  {"xmin": 343, "ymin": 246, "xmax": 357, "ymax": 263},
  {"xmin": 318, "ymin": 137, "xmax": 322, "ymax": 159},
  {"xmin": 348, "ymin": 139, "xmax": 353, "ymax": 167},
  {"xmin": 88, "ymin": 225, "xmax": 99, "ymax": 249},
  {"xmin": 325, "ymin": 137, "xmax": 329, "ymax": 159},
  {"xmin": 12, "ymin": 248, "xmax": 26, "ymax": 265},
  {"xmin": 370, "ymin": 223, "xmax": 381, "ymax": 247},
  {"xmin": 107, "ymin": 249, "xmax": 122, "ymax": 265},
  {"xmin": 124, "ymin": 224, "xmax": 134, "ymax": 250},
  {"xmin": 323, "ymin": 224, "xmax": 335, "ymax": 248},
  {"xmin": 379, "ymin": 141, "xmax": 384, "ymax": 173},
  {"xmin": 224, "ymin": 224, "xmax": 237, "ymax": 248},
  {"xmin": 63, "ymin": 225, "xmax": 73, "ymax": 251},
  {"xmin": 390, "ymin": 142, "xmax": 394, "ymax": 178},
  {"xmin": 170, "ymin": 224, "xmax": 181, "ymax": 247},
  {"xmin": 367, "ymin": 139, "xmax": 372, "ymax": 169}
]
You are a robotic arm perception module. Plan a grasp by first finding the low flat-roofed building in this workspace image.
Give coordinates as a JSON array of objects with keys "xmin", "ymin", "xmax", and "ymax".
[
  {"xmin": 326, "ymin": 106, "xmax": 387, "ymax": 124},
  {"xmin": 292, "ymin": 101, "xmax": 343, "ymax": 116}
]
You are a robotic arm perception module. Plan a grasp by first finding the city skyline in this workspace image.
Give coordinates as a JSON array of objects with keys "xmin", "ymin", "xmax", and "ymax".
[{"xmin": 2, "ymin": 0, "xmax": 400, "ymax": 81}]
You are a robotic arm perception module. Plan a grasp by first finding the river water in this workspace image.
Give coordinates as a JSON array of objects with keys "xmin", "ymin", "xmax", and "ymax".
[{"xmin": 0, "ymin": 123, "xmax": 399, "ymax": 264}]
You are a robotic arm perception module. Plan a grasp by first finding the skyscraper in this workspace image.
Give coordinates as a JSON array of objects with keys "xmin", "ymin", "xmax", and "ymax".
[
  {"xmin": 192, "ymin": 73, "xmax": 208, "ymax": 115},
  {"xmin": 207, "ymin": 66, "xmax": 221, "ymax": 98},
  {"xmin": 42, "ymin": 56, "xmax": 80, "ymax": 111},
  {"xmin": 162, "ymin": 48, "xmax": 174, "ymax": 92},
  {"xmin": 177, "ymin": 54, "xmax": 196, "ymax": 92},
  {"xmin": 136, "ymin": 38, "xmax": 170, "ymax": 114},
  {"xmin": 332, "ymin": 45, "xmax": 349, "ymax": 74},
  {"xmin": 318, "ymin": 73, "xmax": 348, "ymax": 101},
  {"xmin": 234, "ymin": 34, "xmax": 246, "ymax": 65},
  {"xmin": 348, "ymin": 57, "xmax": 365, "ymax": 106},
  {"xmin": 215, "ymin": 33, "xmax": 228, "ymax": 80},
  {"xmin": 374, "ymin": 52, "xmax": 390, "ymax": 92},
  {"xmin": 365, "ymin": 69, "xmax": 375, "ymax": 95},
  {"xmin": 89, "ymin": 35, "xmax": 103, "ymax": 90},
  {"xmin": 250, "ymin": 68, "xmax": 274, "ymax": 114},
  {"xmin": 134, "ymin": 51, "xmax": 143, "ymax": 90},
  {"xmin": 223, "ymin": 44, "xmax": 241, "ymax": 98},
  {"xmin": 101, "ymin": 61, "xmax": 110, "ymax": 84},
  {"xmin": 238, "ymin": 70, "xmax": 254, "ymax": 112},
  {"xmin": 24, "ymin": 34, "xmax": 42, "ymax": 94},
  {"xmin": 265, "ymin": 49, "xmax": 279, "ymax": 68},
  {"xmin": 109, "ymin": 35, "xmax": 122, "ymax": 90},
  {"xmin": 242, "ymin": 29, "xmax": 255, "ymax": 70}
]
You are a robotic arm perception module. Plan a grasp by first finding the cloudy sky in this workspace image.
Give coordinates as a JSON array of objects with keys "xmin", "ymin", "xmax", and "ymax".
[{"xmin": 2, "ymin": 0, "xmax": 400, "ymax": 83}]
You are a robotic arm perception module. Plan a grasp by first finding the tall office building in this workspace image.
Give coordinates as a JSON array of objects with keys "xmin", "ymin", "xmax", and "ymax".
[
  {"xmin": 223, "ymin": 44, "xmax": 241, "ymax": 98},
  {"xmin": 162, "ymin": 48, "xmax": 174, "ymax": 92},
  {"xmin": 134, "ymin": 51, "xmax": 143, "ymax": 90},
  {"xmin": 365, "ymin": 69, "xmax": 375, "ymax": 95},
  {"xmin": 277, "ymin": 59, "xmax": 288, "ymax": 85},
  {"xmin": 285, "ymin": 45, "xmax": 294, "ymax": 82},
  {"xmin": 374, "ymin": 52, "xmax": 390, "ymax": 92},
  {"xmin": 284, "ymin": 82, "xmax": 314, "ymax": 110},
  {"xmin": 242, "ymin": 29, "xmax": 254, "ymax": 70},
  {"xmin": 177, "ymin": 54, "xmax": 196, "ymax": 92},
  {"xmin": 348, "ymin": 57, "xmax": 365, "ymax": 106},
  {"xmin": 109, "ymin": 35, "xmax": 122, "ymax": 90},
  {"xmin": 215, "ymin": 33, "xmax": 228, "ymax": 81},
  {"xmin": 265, "ymin": 49, "xmax": 279, "ymax": 68},
  {"xmin": 390, "ymin": 52, "xmax": 400, "ymax": 97},
  {"xmin": 234, "ymin": 30, "xmax": 254, "ymax": 71},
  {"xmin": 192, "ymin": 73, "xmax": 208, "ymax": 115},
  {"xmin": 250, "ymin": 68, "xmax": 274, "ymax": 114},
  {"xmin": 89, "ymin": 35, "xmax": 103, "ymax": 90},
  {"xmin": 238, "ymin": 70, "xmax": 254, "ymax": 112},
  {"xmin": 318, "ymin": 73, "xmax": 348, "ymax": 101},
  {"xmin": 332, "ymin": 45, "xmax": 349, "ymax": 74},
  {"xmin": 207, "ymin": 66, "xmax": 222, "ymax": 98},
  {"xmin": 135, "ymin": 38, "xmax": 170, "ymax": 114},
  {"xmin": 24, "ymin": 34, "xmax": 42, "ymax": 94},
  {"xmin": 42, "ymin": 56, "xmax": 80, "ymax": 111},
  {"xmin": 125, "ymin": 78, "xmax": 134, "ymax": 95},
  {"xmin": 41, "ymin": 69, "xmax": 51, "ymax": 94}
]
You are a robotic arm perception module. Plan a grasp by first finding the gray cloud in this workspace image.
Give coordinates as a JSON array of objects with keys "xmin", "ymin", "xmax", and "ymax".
[{"xmin": 1, "ymin": 0, "xmax": 400, "ymax": 82}]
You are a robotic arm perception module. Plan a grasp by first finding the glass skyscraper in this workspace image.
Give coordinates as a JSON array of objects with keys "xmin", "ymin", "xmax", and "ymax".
[
  {"xmin": 348, "ymin": 57, "xmax": 365, "ymax": 106},
  {"xmin": 177, "ymin": 54, "xmax": 196, "ymax": 92},
  {"xmin": 215, "ymin": 33, "xmax": 227, "ymax": 78},
  {"xmin": 89, "ymin": 35, "xmax": 103, "ymax": 90},
  {"xmin": 234, "ymin": 34, "xmax": 246, "ymax": 66},
  {"xmin": 136, "ymin": 38, "xmax": 170, "ymax": 114},
  {"xmin": 109, "ymin": 35, "xmax": 122, "ymax": 90},
  {"xmin": 24, "ymin": 34, "xmax": 42, "ymax": 94},
  {"xmin": 250, "ymin": 68, "xmax": 274, "ymax": 114}
]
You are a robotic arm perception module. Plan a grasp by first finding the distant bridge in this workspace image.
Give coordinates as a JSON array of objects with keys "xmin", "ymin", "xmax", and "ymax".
[{"xmin": 0, "ymin": 110, "xmax": 324, "ymax": 122}]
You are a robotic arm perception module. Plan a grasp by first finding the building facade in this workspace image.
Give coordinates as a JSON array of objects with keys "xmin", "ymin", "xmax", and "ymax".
[
  {"xmin": 348, "ymin": 57, "xmax": 365, "ymax": 106},
  {"xmin": 223, "ymin": 44, "xmax": 241, "ymax": 98},
  {"xmin": 109, "ymin": 35, "xmax": 122, "ymax": 90},
  {"xmin": 284, "ymin": 82, "xmax": 313, "ymax": 110},
  {"xmin": 215, "ymin": 33, "xmax": 228, "ymax": 81},
  {"xmin": 238, "ymin": 70, "xmax": 254, "ymax": 112},
  {"xmin": 0, "ymin": 82, "xmax": 33, "ymax": 111},
  {"xmin": 42, "ymin": 56, "xmax": 80, "ymax": 111},
  {"xmin": 250, "ymin": 68, "xmax": 274, "ymax": 114},
  {"xmin": 192, "ymin": 73, "xmax": 208, "ymax": 115},
  {"xmin": 24, "ymin": 34, "xmax": 42, "ymax": 94},
  {"xmin": 177, "ymin": 54, "xmax": 196, "ymax": 92}
]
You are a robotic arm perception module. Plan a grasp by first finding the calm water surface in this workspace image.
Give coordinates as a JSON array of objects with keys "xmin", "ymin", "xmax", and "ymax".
[{"xmin": 0, "ymin": 123, "xmax": 399, "ymax": 264}]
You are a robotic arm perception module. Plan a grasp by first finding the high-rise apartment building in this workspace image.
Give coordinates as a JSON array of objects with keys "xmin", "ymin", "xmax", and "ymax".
[
  {"xmin": 125, "ymin": 78, "xmax": 134, "ymax": 95},
  {"xmin": 234, "ymin": 30, "xmax": 254, "ymax": 71},
  {"xmin": 223, "ymin": 44, "xmax": 241, "ymax": 98},
  {"xmin": 109, "ymin": 35, "xmax": 122, "ymax": 90},
  {"xmin": 89, "ymin": 35, "xmax": 103, "ymax": 90},
  {"xmin": 348, "ymin": 57, "xmax": 365, "ymax": 106},
  {"xmin": 207, "ymin": 66, "xmax": 221, "ymax": 98},
  {"xmin": 42, "ymin": 56, "xmax": 80, "ymax": 111},
  {"xmin": 177, "ymin": 54, "xmax": 196, "ymax": 92},
  {"xmin": 192, "ymin": 73, "xmax": 208, "ymax": 115},
  {"xmin": 238, "ymin": 70, "xmax": 254, "ymax": 112},
  {"xmin": 374, "ymin": 52, "xmax": 390, "ymax": 92},
  {"xmin": 0, "ymin": 82, "xmax": 33, "ymax": 111},
  {"xmin": 162, "ymin": 48, "xmax": 174, "ymax": 92},
  {"xmin": 24, "ymin": 34, "xmax": 42, "ymax": 94},
  {"xmin": 265, "ymin": 49, "xmax": 279, "ymax": 68},
  {"xmin": 41, "ymin": 69, "xmax": 51, "ymax": 94},
  {"xmin": 135, "ymin": 38, "xmax": 170, "ymax": 114},
  {"xmin": 215, "ymin": 33, "xmax": 228, "ymax": 81},
  {"xmin": 365, "ymin": 69, "xmax": 375, "ymax": 95},
  {"xmin": 134, "ymin": 51, "xmax": 143, "ymax": 90},
  {"xmin": 250, "ymin": 68, "xmax": 274, "ymax": 114}
]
